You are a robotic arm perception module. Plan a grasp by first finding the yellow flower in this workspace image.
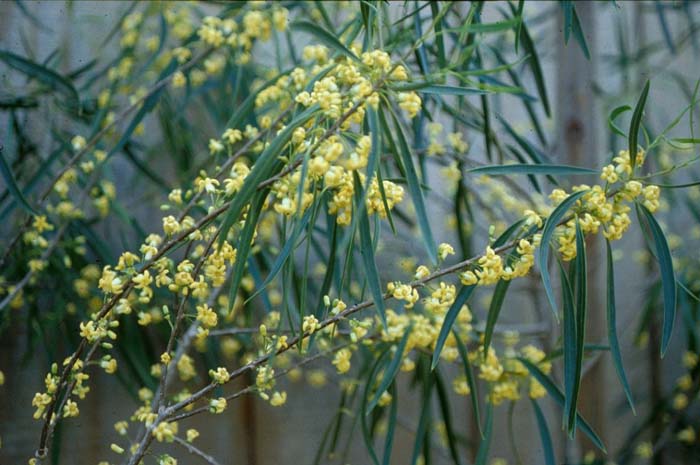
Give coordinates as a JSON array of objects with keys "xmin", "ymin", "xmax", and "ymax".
[
  {"xmin": 32, "ymin": 215, "xmax": 54, "ymax": 233},
  {"xmin": 152, "ymin": 421, "xmax": 178, "ymax": 442},
  {"xmin": 438, "ymin": 243, "xmax": 455, "ymax": 261},
  {"xmin": 398, "ymin": 92, "xmax": 421, "ymax": 118},
  {"xmin": 110, "ymin": 443, "xmax": 125, "ymax": 454},
  {"xmin": 683, "ymin": 351, "xmax": 698, "ymax": 368},
  {"xmin": 453, "ymin": 376, "xmax": 471, "ymax": 396},
  {"xmin": 172, "ymin": 71, "xmax": 186, "ymax": 88},
  {"xmin": 302, "ymin": 315, "xmax": 320, "ymax": 334},
  {"xmin": 196, "ymin": 304, "xmax": 218, "ymax": 328},
  {"xmin": 601, "ymin": 164, "xmax": 618, "ymax": 183},
  {"xmin": 209, "ymin": 367, "xmax": 230, "ymax": 384},
  {"xmin": 270, "ymin": 391, "xmax": 287, "ymax": 406},
  {"xmin": 332, "ymin": 349, "xmax": 352, "ymax": 374},
  {"xmin": 414, "ymin": 265, "xmax": 430, "ymax": 280},
  {"xmin": 98, "ymin": 266, "xmax": 123, "ymax": 294},
  {"xmin": 209, "ymin": 397, "xmax": 227, "ymax": 414},
  {"xmin": 186, "ymin": 428, "xmax": 200, "ymax": 442},
  {"xmin": 677, "ymin": 426, "xmax": 696, "ymax": 444},
  {"xmin": 387, "ymin": 282, "xmax": 419, "ymax": 308},
  {"xmin": 63, "ymin": 400, "xmax": 79, "ymax": 418},
  {"xmin": 634, "ymin": 441, "xmax": 653, "ymax": 459}
]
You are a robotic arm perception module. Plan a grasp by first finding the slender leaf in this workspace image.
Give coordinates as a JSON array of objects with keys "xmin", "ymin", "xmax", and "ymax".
[
  {"xmin": 0, "ymin": 50, "xmax": 79, "ymax": 106},
  {"xmin": 453, "ymin": 330, "xmax": 482, "ymax": 437},
  {"xmin": 519, "ymin": 358, "xmax": 606, "ymax": 452},
  {"xmin": 531, "ymin": 400, "xmax": 555, "ymax": 465},
  {"xmin": 474, "ymin": 404, "xmax": 493, "ymax": 465},
  {"xmin": 246, "ymin": 208, "xmax": 312, "ymax": 302},
  {"xmin": 418, "ymin": 84, "xmax": 489, "ymax": 96},
  {"xmin": 432, "ymin": 285, "xmax": 476, "ymax": 369},
  {"xmin": 468, "ymin": 163, "xmax": 596, "ymax": 176},
  {"xmin": 629, "ymin": 80, "xmax": 650, "ymax": 172},
  {"xmin": 559, "ymin": 259, "xmax": 576, "ymax": 431},
  {"xmin": 539, "ymin": 190, "xmax": 589, "ymax": 317},
  {"xmin": 361, "ymin": 349, "xmax": 389, "ymax": 465},
  {"xmin": 291, "ymin": 21, "xmax": 360, "ymax": 62},
  {"xmin": 493, "ymin": 218, "xmax": 527, "ymax": 248},
  {"xmin": 608, "ymin": 105, "xmax": 632, "ymax": 138},
  {"xmin": 457, "ymin": 17, "xmax": 521, "ymax": 34},
  {"xmin": 638, "ymin": 204, "xmax": 677, "ymax": 356},
  {"xmin": 389, "ymin": 110, "xmax": 437, "ymax": 263},
  {"xmin": 410, "ymin": 361, "xmax": 434, "ymax": 465},
  {"xmin": 227, "ymin": 190, "xmax": 268, "ymax": 313},
  {"xmin": 567, "ymin": 220, "xmax": 587, "ymax": 433},
  {"xmin": 605, "ymin": 240, "xmax": 636, "ymax": 413},
  {"xmin": 569, "ymin": 3, "xmax": 591, "ymax": 59},
  {"xmin": 0, "ymin": 146, "xmax": 37, "ymax": 215},
  {"xmin": 483, "ymin": 279, "xmax": 511, "ymax": 355},
  {"xmin": 382, "ymin": 382, "xmax": 398, "ymax": 465},
  {"xmin": 511, "ymin": 5, "xmax": 550, "ymax": 116},
  {"xmin": 355, "ymin": 173, "xmax": 387, "ymax": 328},
  {"xmin": 367, "ymin": 326, "xmax": 412, "ymax": 413},
  {"xmin": 654, "ymin": 180, "xmax": 700, "ymax": 189},
  {"xmin": 434, "ymin": 371, "xmax": 464, "ymax": 465},
  {"xmin": 218, "ymin": 104, "xmax": 319, "ymax": 247}
]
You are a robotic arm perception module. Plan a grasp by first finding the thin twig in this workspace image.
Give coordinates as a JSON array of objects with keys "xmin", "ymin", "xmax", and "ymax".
[{"xmin": 173, "ymin": 436, "xmax": 222, "ymax": 465}]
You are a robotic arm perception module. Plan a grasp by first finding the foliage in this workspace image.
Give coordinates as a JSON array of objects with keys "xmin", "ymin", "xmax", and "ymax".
[{"xmin": 0, "ymin": 2, "xmax": 699, "ymax": 465}]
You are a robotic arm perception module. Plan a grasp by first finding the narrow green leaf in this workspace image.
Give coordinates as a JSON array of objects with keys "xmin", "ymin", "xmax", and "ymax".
[
  {"xmin": 291, "ymin": 20, "xmax": 360, "ymax": 62},
  {"xmin": 654, "ymin": 180, "xmax": 700, "ymax": 189},
  {"xmin": 510, "ymin": 5, "xmax": 550, "ymax": 116},
  {"xmin": 227, "ymin": 190, "xmax": 268, "ymax": 313},
  {"xmin": 246, "ymin": 208, "xmax": 312, "ymax": 302},
  {"xmin": 453, "ymin": 330, "xmax": 482, "ymax": 437},
  {"xmin": 531, "ymin": 400, "xmax": 555, "ymax": 465},
  {"xmin": 0, "ymin": 50, "xmax": 79, "ymax": 106},
  {"xmin": 519, "ymin": 358, "xmax": 606, "ymax": 452},
  {"xmin": 493, "ymin": 218, "xmax": 527, "ymax": 248},
  {"xmin": 430, "ymin": 2, "xmax": 447, "ymax": 69},
  {"xmin": 389, "ymin": 110, "xmax": 437, "ymax": 263},
  {"xmin": 474, "ymin": 404, "xmax": 493, "ymax": 465},
  {"xmin": 457, "ymin": 17, "xmax": 521, "ymax": 34},
  {"xmin": 381, "ymin": 382, "xmax": 398, "ymax": 465},
  {"xmin": 434, "ymin": 371, "xmax": 464, "ymax": 465},
  {"xmin": 367, "ymin": 326, "xmax": 411, "ymax": 413},
  {"xmin": 418, "ymin": 84, "xmax": 489, "ymax": 96},
  {"xmin": 562, "ymin": 1, "xmax": 573, "ymax": 44},
  {"xmin": 539, "ymin": 190, "xmax": 589, "ymax": 317},
  {"xmin": 392, "ymin": 1, "xmax": 431, "ymax": 26},
  {"xmin": 483, "ymin": 279, "xmax": 511, "ymax": 355},
  {"xmin": 498, "ymin": 116, "xmax": 552, "ymax": 168},
  {"xmin": 605, "ymin": 240, "xmax": 636, "ymax": 413},
  {"xmin": 361, "ymin": 349, "xmax": 389, "ymax": 465},
  {"xmin": 629, "ymin": 80, "xmax": 651, "ymax": 172},
  {"xmin": 514, "ymin": 0, "xmax": 525, "ymax": 52},
  {"xmin": 638, "ymin": 204, "xmax": 677, "ymax": 356},
  {"xmin": 355, "ymin": 173, "xmax": 387, "ymax": 328},
  {"xmin": 467, "ymin": 163, "xmax": 596, "ymax": 176},
  {"xmin": 365, "ymin": 107, "xmax": 382, "ymax": 188},
  {"xmin": 655, "ymin": 1, "xmax": 677, "ymax": 54},
  {"xmin": 558, "ymin": 259, "xmax": 576, "ymax": 431},
  {"xmin": 608, "ymin": 105, "xmax": 632, "ymax": 138},
  {"xmin": 218, "ymin": 104, "xmax": 319, "ymax": 247},
  {"xmin": 109, "ymin": 60, "xmax": 177, "ymax": 158},
  {"xmin": 431, "ymin": 285, "xmax": 476, "ymax": 369},
  {"xmin": 567, "ymin": 220, "xmax": 587, "ymax": 433},
  {"xmin": 569, "ymin": 3, "xmax": 591, "ymax": 59},
  {"xmin": 409, "ymin": 364, "xmax": 434, "ymax": 465},
  {"xmin": 547, "ymin": 344, "xmax": 609, "ymax": 362},
  {"xmin": 0, "ymin": 146, "xmax": 37, "ymax": 215}
]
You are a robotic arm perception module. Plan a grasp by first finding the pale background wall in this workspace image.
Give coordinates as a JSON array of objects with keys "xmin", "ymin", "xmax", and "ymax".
[{"xmin": 1, "ymin": 2, "xmax": 698, "ymax": 464}]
